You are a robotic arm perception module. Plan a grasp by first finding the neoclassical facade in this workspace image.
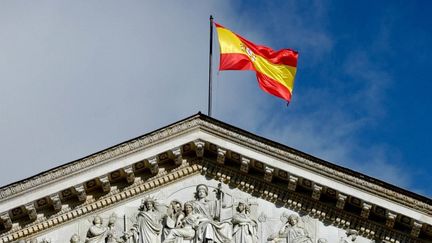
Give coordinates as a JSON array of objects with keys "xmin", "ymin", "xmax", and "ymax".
[{"xmin": 0, "ymin": 113, "xmax": 430, "ymax": 242}]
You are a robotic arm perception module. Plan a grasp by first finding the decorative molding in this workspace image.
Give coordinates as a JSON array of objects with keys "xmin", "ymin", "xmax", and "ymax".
[
  {"xmin": 171, "ymin": 147, "xmax": 183, "ymax": 165},
  {"xmin": 264, "ymin": 166, "xmax": 274, "ymax": 182},
  {"xmin": 123, "ymin": 165, "xmax": 135, "ymax": 184},
  {"xmin": 411, "ymin": 221, "xmax": 423, "ymax": 238},
  {"xmin": 386, "ymin": 211, "xmax": 397, "ymax": 228},
  {"xmin": 24, "ymin": 203, "xmax": 37, "ymax": 221},
  {"xmin": 98, "ymin": 176, "xmax": 111, "ymax": 193},
  {"xmin": 216, "ymin": 147, "xmax": 226, "ymax": 164},
  {"xmin": 361, "ymin": 203, "xmax": 372, "ymax": 218},
  {"xmin": 1, "ymin": 156, "xmax": 428, "ymax": 243},
  {"xmin": 0, "ymin": 160, "xmax": 202, "ymax": 242},
  {"xmin": 199, "ymin": 158, "xmax": 426, "ymax": 243},
  {"xmin": 49, "ymin": 194, "xmax": 62, "ymax": 212},
  {"xmin": 0, "ymin": 115, "xmax": 430, "ymax": 217},
  {"xmin": 195, "ymin": 118, "xmax": 432, "ymax": 214},
  {"xmin": 194, "ymin": 140, "xmax": 205, "ymax": 158},
  {"xmin": 0, "ymin": 114, "xmax": 429, "ymax": 243},
  {"xmin": 312, "ymin": 184, "xmax": 323, "ymax": 200},
  {"xmin": 147, "ymin": 157, "xmax": 159, "ymax": 175},
  {"xmin": 288, "ymin": 175, "xmax": 298, "ymax": 191},
  {"xmin": 73, "ymin": 185, "xmax": 86, "ymax": 202},
  {"xmin": 240, "ymin": 156, "xmax": 250, "ymax": 173},
  {"xmin": 0, "ymin": 212, "xmax": 12, "ymax": 230},
  {"xmin": 336, "ymin": 193, "xmax": 348, "ymax": 209}
]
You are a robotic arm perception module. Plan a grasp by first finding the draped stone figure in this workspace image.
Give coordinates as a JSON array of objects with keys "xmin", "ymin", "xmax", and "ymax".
[
  {"xmin": 107, "ymin": 213, "xmax": 126, "ymax": 243},
  {"xmin": 129, "ymin": 198, "xmax": 163, "ymax": 243},
  {"xmin": 281, "ymin": 215, "xmax": 312, "ymax": 243},
  {"xmin": 85, "ymin": 215, "xmax": 109, "ymax": 243},
  {"xmin": 163, "ymin": 201, "xmax": 197, "ymax": 243},
  {"xmin": 232, "ymin": 201, "xmax": 258, "ymax": 243},
  {"xmin": 267, "ymin": 214, "xmax": 312, "ymax": 243},
  {"xmin": 163, "ymin": 200, "xmax": 185, "ymax": 241},
  {"xmin": 190, "ymin": 184, "xmax": 232, "ymax": 243}
]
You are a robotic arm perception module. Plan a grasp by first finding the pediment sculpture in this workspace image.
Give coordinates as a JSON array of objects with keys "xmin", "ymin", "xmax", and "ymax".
[
  {"xmin": 70, "ymin": 184, "xmax": 260, "ymax": 243},
  {"xmin": 63, "ymin": 183, "xmax": 371, "ymax": 243}
]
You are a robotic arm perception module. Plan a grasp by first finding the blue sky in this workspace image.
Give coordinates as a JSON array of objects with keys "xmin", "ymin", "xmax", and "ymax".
[{"xmin": 0, "ymin": 1, "xmax": 431, "ymax": 197}]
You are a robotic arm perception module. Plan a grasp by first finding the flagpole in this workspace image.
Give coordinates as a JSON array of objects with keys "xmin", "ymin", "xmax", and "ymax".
[{"xmin": 208, "ymin": 15, "xmax": 214, "ymax": 117}]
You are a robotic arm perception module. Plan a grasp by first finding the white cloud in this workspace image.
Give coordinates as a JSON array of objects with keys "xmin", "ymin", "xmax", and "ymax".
[{"xmin": 0, "ymin": 1, "xmax": 425, "ymax": 197}]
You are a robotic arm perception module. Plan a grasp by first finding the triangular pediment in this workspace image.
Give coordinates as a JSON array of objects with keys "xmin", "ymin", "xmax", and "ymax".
[{"xmin": 0, "ymin": 113, "xmax": 430, "ymax": 243}]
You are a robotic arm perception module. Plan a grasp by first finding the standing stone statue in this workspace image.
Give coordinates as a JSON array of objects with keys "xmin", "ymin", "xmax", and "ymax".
[
  {"xmin": 190, "ymin": 184, "xmax": 232, "ymax": 243},
  {"xmin": 85, "ymin": 215, "xmax": 109, "ymax": 243},
  {"xmin": 232, "ymin": 200, "xmax": 258, "ymax": 243},
  {"xmin": 129, "ymin": 197, "xmax": 163, "ymax": 243}
]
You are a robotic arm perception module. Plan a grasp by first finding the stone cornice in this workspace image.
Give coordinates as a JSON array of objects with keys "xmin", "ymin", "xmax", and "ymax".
[
  {"xmin": 0, "ymin": 113, "xmax": 430, "ymax": 216},
  {"xmin": 195, "ymin": 117, "xmax": 432, "ymax": 215},
  {"xmin": 0, "ymin": 160, "xmax": 202, "ymax": 242},
  {"xmin": 0, "ymin": 115, "xmax": 202, "ymax": 202}
]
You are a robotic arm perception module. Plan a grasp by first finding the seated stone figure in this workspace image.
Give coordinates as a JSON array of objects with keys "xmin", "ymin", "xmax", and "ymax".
[
  {"xmin": 163, "ymin": 201, "xmax": 197, "ymax": 243},
  {"xmin": 267, "ymin": 214, "xmax": 312, "ymax": 243},
  {"xmin": 190, "ymin": 184, "xmax": 232, "ymax": 243},
  {"xmin": 163, "ymin": 200, "xmax": 185, "ymax": 241}
]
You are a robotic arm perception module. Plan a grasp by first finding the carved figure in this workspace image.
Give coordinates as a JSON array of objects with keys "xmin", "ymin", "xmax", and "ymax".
[
  {"xmin": 190, "ymin": 184, "xmax": 232, "ymax": 243},
  {"xmin": 70, "ymin": 234, "xmax": 81, "ymax": 243},
  {"xmin": 85, "ymin": 215, "xmax": 109, "ymax": 243},
  {"xmin": 283, "ymin": 215, "xmax": 312, "ymax": 243},
  {"xmin": 107, "ymin": 213, "xmax": 126, "ymax": 243},
  {"xmin": 267, "ymin": 214, "xmax": 312, "ymax": 243},
  {"xmin": 340, "ymin": 229, "xmax": 358, "ymax": 243},
  {"xmin": 130, "ymin": 197, "xmax": 163, "ymax": 243},
  {"xmin": 163, "ymin": 200, "xmax": 185, "ymax": 240},
  {"xmin": 232, "ymin": 201, "xmax": 258, "ymax": 243},
  {"xmin": 163, "ymin": 201, "xmax": 197, "ymax": 243}
]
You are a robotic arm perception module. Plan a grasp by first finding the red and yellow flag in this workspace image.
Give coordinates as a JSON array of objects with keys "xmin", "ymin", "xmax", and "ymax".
[{"xmin": 215, "ymin": 23, "xmax": 298, "ymax": 103}]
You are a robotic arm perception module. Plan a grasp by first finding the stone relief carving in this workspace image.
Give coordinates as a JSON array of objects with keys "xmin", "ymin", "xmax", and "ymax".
[
  {"xmin": 232, "ymin": 200, "xmax": 258, "ymax": 243},
  {"xmin": 85, "ymin": 215, "xmax": 109, "ymax": 243},
  {"xmin": 70, "ymin": 234, "xmax": 81, "ymax": 243},
  {"xmin": 267, "ymin": 214, "xmax": 314, "ymax": 243},
  {"xmin": 107, "ymin": 213, "xmax": 125, "ymax": 243},
  {"xmin": 127, "ymin": 197, "xmax": 164, "ymax": 243},
  {"xmin": 62, "ymin": 184, "xmax": 376, "ymax": 243},
  {"xmin": 70, "ymin": 184, "xmax": 243, "ymax": 243},
  {"xmin": 339, "ymin": 229, "xmax": 358, "ymax": 243}
]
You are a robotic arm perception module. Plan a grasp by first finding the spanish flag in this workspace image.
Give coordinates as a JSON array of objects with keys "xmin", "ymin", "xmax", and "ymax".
[{"xmin": 215, "ymin": 23, "xmax": 298, "ymax": 103}]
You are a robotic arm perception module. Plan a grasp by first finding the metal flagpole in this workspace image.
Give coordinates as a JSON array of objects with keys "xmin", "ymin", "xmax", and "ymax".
[{"xmin": 208, "ymin": 15, "xmax": 214, "ymax": 117}]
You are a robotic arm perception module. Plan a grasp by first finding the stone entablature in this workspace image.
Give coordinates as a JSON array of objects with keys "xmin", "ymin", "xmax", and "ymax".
[{"xmin": 0, "ymin": 113, "xmax": 430, "ymax": 242}]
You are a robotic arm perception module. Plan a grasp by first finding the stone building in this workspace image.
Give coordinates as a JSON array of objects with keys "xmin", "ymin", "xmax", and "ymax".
[{"xmin": 0, "ymin": 113, "xmax": 430, "ymax": 242}]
